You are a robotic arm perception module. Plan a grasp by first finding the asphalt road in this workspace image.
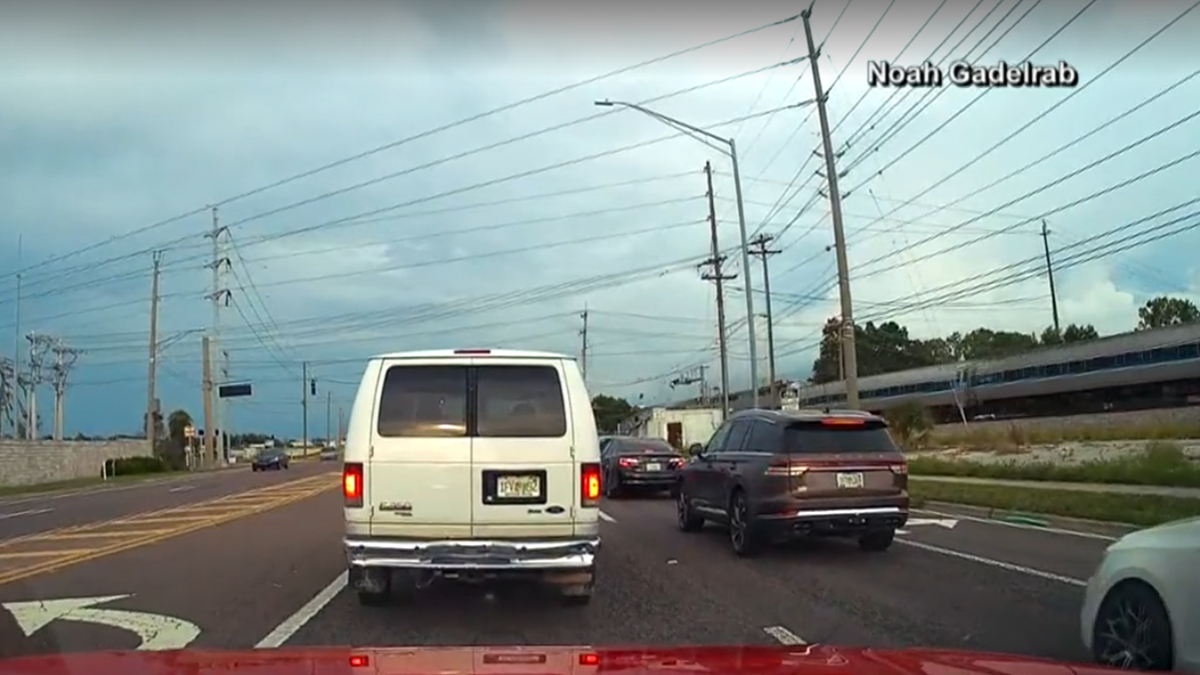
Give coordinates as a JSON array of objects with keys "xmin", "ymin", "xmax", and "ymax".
[{"xmin": 0, "ymin": 476, "xmax": 1115, "ymax": 664}]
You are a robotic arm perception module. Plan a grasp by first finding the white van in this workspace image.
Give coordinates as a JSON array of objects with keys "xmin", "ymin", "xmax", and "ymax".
[{"xmin": 342, "ymin": 349, "xmax": 602, "ymax": 606}]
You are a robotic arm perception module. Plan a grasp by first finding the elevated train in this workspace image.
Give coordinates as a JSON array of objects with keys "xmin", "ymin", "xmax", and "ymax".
[{"xmin": 721, "ymin": 322, "xmax": 1200, "ymax": 422}]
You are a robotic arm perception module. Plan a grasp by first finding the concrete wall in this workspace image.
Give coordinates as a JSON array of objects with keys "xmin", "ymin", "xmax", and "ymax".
[
  {"xmin": 933, "ymin": 406, "xmax": 1200, "ymax": 436},
  {"xmin": 0, "ymin": 439, "xmax": 153, "ymax": 487}
]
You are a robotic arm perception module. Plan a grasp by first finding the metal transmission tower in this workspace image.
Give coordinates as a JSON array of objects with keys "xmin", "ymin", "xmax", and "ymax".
[
  {"xmin": 25, "ymin": 333, "xmax": 56, "ymax": 440},
  {"xmin": 206, "ymin": 207, "xmax": 232, "ymax": 463},
  {"xmin": 0, "ymin": 356, "xmax": 14, "ymax": 437},
  {"xmin": 50, "ymin": 341, "xmax": 82, "ymax": 440}
]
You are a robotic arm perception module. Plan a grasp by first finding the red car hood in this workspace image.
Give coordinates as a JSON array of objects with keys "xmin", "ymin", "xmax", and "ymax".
[{"xmin": 0, "ymin": 645, "xmax": 1121, "ymax": 675}]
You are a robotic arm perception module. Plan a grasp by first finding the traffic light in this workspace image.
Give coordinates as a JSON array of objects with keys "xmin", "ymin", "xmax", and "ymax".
[{"xmin": 310, "ymin": 378, "xmax": 317, "ymax": 396}]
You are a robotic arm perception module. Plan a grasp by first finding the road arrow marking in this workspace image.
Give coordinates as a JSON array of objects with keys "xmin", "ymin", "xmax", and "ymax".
[
  {"xmin": 897, "ymin": 517, "xmax": 958, "ymax": 535},
  {"xmin": 2, "ymin": 594, "xmax": 200, "ymax": 651}
]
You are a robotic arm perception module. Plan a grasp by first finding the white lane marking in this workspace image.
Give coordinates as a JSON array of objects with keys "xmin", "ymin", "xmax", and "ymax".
[
  {"xmin": 599, "ymin": 510, "xmax": 616, "ymax": 523},
  {"xmin": 897, "ymin": 539, "xmax": 1086, "ymax": 587},
  {"xmin": 168, "ymin": 485, "xmax": 196, "ymax": 493},
  {"xmin": 913, "ymin": 507, "xmax": 1119, "ymax": 541},
  {"xmin": 0, "ymin": 508, "xmax": 53, "ymax": 520},
  {"xmin": 256, "ymin": 571, "xmax": 348, "ymax": 649},
  {"xmin": 3, "ymin": 594, "xmax": 200, "ymax": 651},
  {"xmin": 763, "ymin": 625, "xmax": 807, "ymax": 645}
]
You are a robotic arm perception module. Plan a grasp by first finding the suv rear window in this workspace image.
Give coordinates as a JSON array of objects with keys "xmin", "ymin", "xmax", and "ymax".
[
  {"xmin": 477, "ymin": 365, "xmax": 567, "ymax": 438},
  {"xmin": 784, "ymin": 420, "xmax": 899, "ymax": 454},
  {"xmin": 376, "ymin": 365, "xmax": 468, "ymax": 438}
]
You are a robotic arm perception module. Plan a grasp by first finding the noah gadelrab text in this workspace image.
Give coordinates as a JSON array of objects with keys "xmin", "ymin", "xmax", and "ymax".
[{"xmin": 866, "ymin": 60, "xmax": 1079, "ymax": 88}]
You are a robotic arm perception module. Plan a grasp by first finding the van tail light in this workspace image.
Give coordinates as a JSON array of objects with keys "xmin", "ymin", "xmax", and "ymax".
[
  {"xmin": 343, "ymin": 462, "xmax": 364, "ymax": 508},
  {"xmin": 618, "ymin": 457, "xmax": 639, "ymax": 468},
  {"xmin": 581, "ymin": 462, "xmax": 601, "ymax": 507}
]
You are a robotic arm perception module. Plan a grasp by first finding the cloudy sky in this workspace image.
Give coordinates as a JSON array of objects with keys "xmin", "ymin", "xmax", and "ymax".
[{"xmin": 1, "ymin": 0, "xmax": 1198, "ymax": 439}]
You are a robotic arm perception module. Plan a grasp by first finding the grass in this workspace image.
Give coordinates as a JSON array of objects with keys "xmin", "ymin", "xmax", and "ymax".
[
  {"xmin": 909, "ymin": 478, "xmax": 1200, "ymax": 527},
  {"xmin": 0, "ymin": 469, "xmax": 195, "ymax": 498},
  {"xmin": 909, "ymin": 440, "xmax": 1200, "ymax": 488},
  {"xmin": 929, "ymin": 422, "xmax": 1200, "ymax": 448}
]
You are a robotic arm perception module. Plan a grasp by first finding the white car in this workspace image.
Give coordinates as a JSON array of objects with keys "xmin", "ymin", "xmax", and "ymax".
[
  {"xmin": 1081, "ymin": 515, "xmax": 1200, "ymax": 672},
  {"xmin": 341, "ymin": 348, "xmax": 602, "ymax": 606}
]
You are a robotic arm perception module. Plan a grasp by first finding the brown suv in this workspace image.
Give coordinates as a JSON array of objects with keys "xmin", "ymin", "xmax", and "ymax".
[{"xmin": 672, "ymin": 408, "xmax": 909, "ymax": 556}]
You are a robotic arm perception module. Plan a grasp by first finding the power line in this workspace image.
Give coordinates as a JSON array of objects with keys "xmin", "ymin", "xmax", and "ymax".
[{"xmin": 0, "ymin": 12, "xmax": 801, "ymax": 283}]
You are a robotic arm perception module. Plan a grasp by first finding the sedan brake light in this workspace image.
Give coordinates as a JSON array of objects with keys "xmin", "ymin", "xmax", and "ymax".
[
  {"xmin": 618, "ymin": 457, "xmax": 639, "ymax": 468},
  {"xmin": 343, "ymin": 462, "xmax": 364, "ymax": 508},
  {"xmin": 890, "ymin": 462, "xmax": 908, "ymax": 475}
]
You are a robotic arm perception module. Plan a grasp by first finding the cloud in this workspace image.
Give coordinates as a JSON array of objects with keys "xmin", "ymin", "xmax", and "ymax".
[{"xmin": 1, "ymin": 0, "xmax": 1198, "ymax": 437}]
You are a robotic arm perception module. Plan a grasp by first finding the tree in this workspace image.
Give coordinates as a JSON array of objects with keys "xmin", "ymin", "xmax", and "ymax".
[
  {"xmin": 957, "ymin": 328, "xmax": 1039, "ymax": 360},
  {"xmin": 1040, "ymin": 323, "xmax": 1099, "ymax": 346},
  {"xmin": 163, "ymin": 409, "xmax": 193, "ymax": 470},
  {"xmin": 1137, "ymin": 295, "xmax": 1199, "ymax": 330},
  {"xmin": 591, "ymin": 395, "xmax": 634, "ymax": 433}
]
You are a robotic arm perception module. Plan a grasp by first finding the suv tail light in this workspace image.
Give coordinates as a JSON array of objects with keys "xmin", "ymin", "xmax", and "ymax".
[
  {"xmin": 765, "ymin": 461, "xmax": 808, "ymax": 477},
  {"xmin": 890, "ymin": 462, "xmax": 908, "ymax": 475},
  {"xmin": 581, "ymin": 462, "xmax": 601, "ymax": 507},
  {"xmin": 343, "ymin": 462, "xmax": 364, "ymax": 508}
]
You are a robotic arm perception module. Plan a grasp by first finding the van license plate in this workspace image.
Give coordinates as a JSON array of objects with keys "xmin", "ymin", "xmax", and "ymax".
[
  {"xmin": 836, "ymin": 472, "xmax": 864, "ymax": 489},
  {"xmin": 497, "ymin": 475, "xmax": 541, "ymax": 499}
]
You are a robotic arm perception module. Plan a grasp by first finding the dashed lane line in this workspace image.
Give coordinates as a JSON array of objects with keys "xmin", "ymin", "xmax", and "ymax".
[
  {"xmin": 897, "ymin": 539, "xmax": 1087, "ymax": 587},
  {"xmin": 763, "ymin": 625, "xmax": 807, "ymax": 645},
  {"xmin": 256, "ymin": 571, "xmax": 349, "ymax": 649}
]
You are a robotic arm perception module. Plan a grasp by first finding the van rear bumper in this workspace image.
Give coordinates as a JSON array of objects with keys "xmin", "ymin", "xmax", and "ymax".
[{"xmin": 344, "ymin": 536, "xmax": 599, "ymax": 571}]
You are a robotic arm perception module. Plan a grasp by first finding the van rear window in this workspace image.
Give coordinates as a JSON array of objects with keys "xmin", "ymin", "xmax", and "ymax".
[
  {"xmin": 784, "ymin": 421, "xmax": 899, "ymax": 454},
  {"xmin": 477, "ymin": 366, "xmax": 567, "ymax": 438},
  {"xmin": 376, "ymin": 366, "xmax": 468, "ymax": 438},
  {"xmin": 374, "ymin": 364, "xmax": 566, "ymax": 438}
]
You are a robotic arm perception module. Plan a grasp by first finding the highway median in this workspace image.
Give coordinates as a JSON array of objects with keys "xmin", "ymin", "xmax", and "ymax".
[{"xmin": 909, "ymin": 477, "xmax": 1200, "ymax": 528}]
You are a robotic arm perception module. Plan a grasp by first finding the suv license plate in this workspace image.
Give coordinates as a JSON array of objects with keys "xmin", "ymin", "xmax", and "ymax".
[
  {"xmin": 497, "ymin": 475, "xmax": 541, "ymax": 499},
  {"xmin": 836, "ymin": 472, "xmax": 864, "ymax": 489}
]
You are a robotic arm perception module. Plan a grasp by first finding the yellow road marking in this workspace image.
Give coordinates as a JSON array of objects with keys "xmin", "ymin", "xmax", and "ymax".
[
  {"xmin": 0, "ymin": 478, "xmax": 335, "ymax": 587},
  {"xmin": 38, "ymin": 529, "xmax": 175, "ymax": 540},
  {"xmin": 0, "ymin": 548, "xmax": 97, "ymax": 560}
]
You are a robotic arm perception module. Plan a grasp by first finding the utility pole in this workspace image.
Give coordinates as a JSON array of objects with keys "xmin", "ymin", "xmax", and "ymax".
[
  {"xmin": 51, "ymin": 340, "xmax": 81, "ymax": 441},
  {"xmin": 749, "ymin": 234, "xmax": 782, "ymax": 409},
  {"xmin": 325, "ymin": 390, "xmax": 332, "ymax": 446},
  {"xmin": 10, "ymin": 235, "xmax": 21, "ymax": 439},
  {"xmin": 207, "ymin": 206, "xmax": 230, "ymax": 463},
  {"xmin": 701, "ymin": 161, "xmax": 735, "ymax": 417},
  {"xmin": 802, "ymin": 8, "xmax": 860, "ymax": 409},
  {"xmin": 202, "ymin": 335, "xmax": 214, "ymax": 469},
  {"xmin": 1041, "ymin": 220, "xmax": 1061, "ymax": 334},
  {"xmin": 337, "ymin": 407, "xmax": 345, "ymax": 446},
  {"xmin": 579, "ymin": 306, "xmax": 589, "ymax": 383},
  {"xmin": 145, "ymin": 250, "xmax": 163, "ymax": 451},
  {"xmin": 302, "ymin": 362, "xmax": 310, "ymax": 452}
]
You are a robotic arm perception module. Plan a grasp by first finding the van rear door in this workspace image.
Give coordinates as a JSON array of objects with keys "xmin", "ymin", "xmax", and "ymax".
[
  {"xmin": 368, "ymin": 360, "xmax": 472, "ymax": 538},
  {"xmin": 471, "ymin": 359, "xmax": 576, "ymax": 538}
]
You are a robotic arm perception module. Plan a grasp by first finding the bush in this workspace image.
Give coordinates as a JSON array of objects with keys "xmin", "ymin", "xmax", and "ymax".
[
  {"xmin": 908, "ymin": 440, "xmax": 1200, "ymax": 488},
  {"xmin": 104, "ymin": 456, "xmax": 169, "ymax": 477},
  {"xmin": 884, "ymin": 401, "xmax": 933, "ymax": 450}
]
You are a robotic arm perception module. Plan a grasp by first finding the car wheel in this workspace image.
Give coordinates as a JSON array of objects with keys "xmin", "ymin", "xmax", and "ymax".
[
  {"xmin": 727, "ymin": 490, "xmax": 762, "ymax": 557},
  {"xmin": 859, "ymin": 528, "xmax": 895, "ymax": 552},
  {"xmin": 676, "ymin": 489, "xmax": 704, "ymax": 532},
  {"xmin": 1092, "ymin": 581, "xmax": 1174, "ymax": 671}
]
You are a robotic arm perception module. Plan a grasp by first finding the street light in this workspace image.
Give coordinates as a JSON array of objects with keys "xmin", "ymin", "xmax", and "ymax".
[{"xmin": 595, "ymin": 99, "xmax": 762, "ymax": 407}]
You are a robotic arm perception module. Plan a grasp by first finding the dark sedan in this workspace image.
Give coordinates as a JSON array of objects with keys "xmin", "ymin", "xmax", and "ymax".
[
  {"xmin": 252, "ymin": 449, "xmax": 290, "ymax": 471},
  {"xmin": 600, "ymin": 436, "xmax": 685, "ymax": 498}
]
